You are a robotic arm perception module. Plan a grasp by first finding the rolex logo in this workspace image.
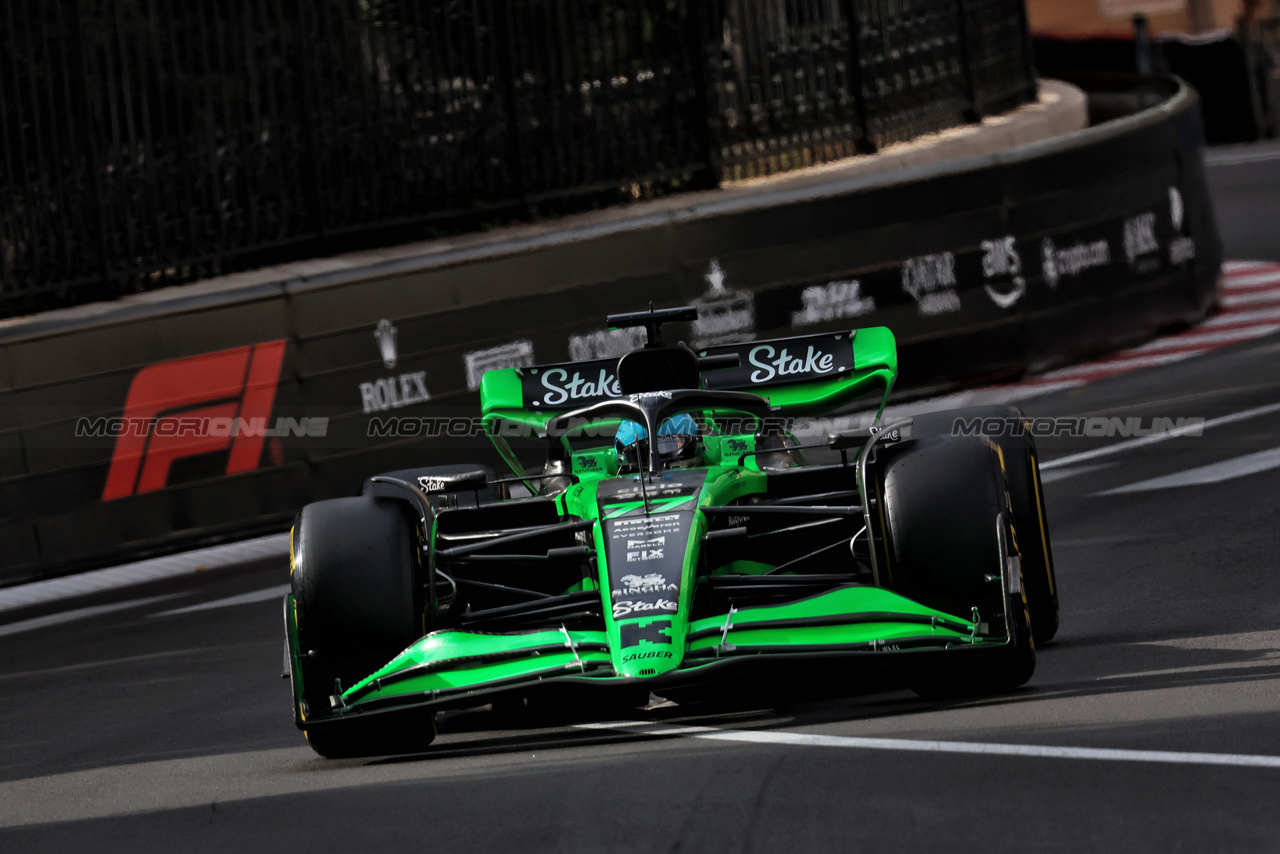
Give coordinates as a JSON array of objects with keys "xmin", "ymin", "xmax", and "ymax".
[{"xmin": 375, "ymin": 319, "xmax": 398, "ymax": 369}]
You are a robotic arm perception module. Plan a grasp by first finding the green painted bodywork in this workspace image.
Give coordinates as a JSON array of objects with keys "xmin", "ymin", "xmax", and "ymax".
[{"xmin": 291, "ymin": 325, "xmax": 1011, "ymax": 721}]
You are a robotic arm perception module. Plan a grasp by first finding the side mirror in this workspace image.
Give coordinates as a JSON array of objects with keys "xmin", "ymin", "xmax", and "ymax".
[
  {"xmin": 417, "ymin": 470, "xmax": 489, "ymax": 494},
  {"xmin": 697, "ymin": 353, "xmax": 741, "ymax": 372},
  {"xmin": 828, "ymin": 420, "xmax": 910, "ymax": 451},
  {"xmin": 828, "ymin": 429, "xmax": 872, "ymax": 451}
]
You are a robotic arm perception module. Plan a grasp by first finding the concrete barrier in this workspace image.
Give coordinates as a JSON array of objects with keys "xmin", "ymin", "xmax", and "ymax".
[{"xmin": 0, "ymin": 76, "xmax": 1222, "ymax": 584}]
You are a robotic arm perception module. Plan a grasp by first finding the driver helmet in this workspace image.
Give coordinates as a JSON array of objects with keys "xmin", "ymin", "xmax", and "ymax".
[{"xmin": 615, "ymin": 413, "xmax": 701, "ymax": 470}]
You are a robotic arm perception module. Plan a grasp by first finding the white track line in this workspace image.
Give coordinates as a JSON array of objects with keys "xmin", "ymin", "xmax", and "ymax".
[
  {"xmin": 1202, "ymin": 303, "xmax": 1280, "ymax": 328},
  {"xmin": 1205, "ymin": 148, "xmax": 1280, "ymax": 167},
  {"xmin": 0, "ymin": 595, "xmax": 180, "ymax": 638},
  {"xmin": 150, "ymin": 584, "xmax": 291, "ymax": 617},
  {"xmin": 1221, "ymin": 271, "xmax": 1280, "ymax": 289},
  {"xmin": 1222, "ymin": 260, "xmax": 1279, "ymax": 273},
  {"xmin": 1038, "ymin": 463, "xmax": 1115, "ymax": 484},
  {"xmin": 1222, "ymin": 290, "xmax": 1280, "ymax": 308},
  {"xmin": 1038, "ymin": 350, "xmax": 1199, "ymax": 381},
  {"xmin": 0, "ymin": 533, "xmax": 289, "ymax": 615},
  {"xmin": 1039, "ymin": 402, "xmax": 1280, "ymax": 471},
  {"xmin": 1099, "ymin": 446, "xmax": 1280, "ymax": 495},
  {"xmin": 1128, "ymin": 325, "xmax": 1280, "ymax": 352},
  {"xmin": 575, "ymin": 720, "xmax": 1280, "ymax": 770}
]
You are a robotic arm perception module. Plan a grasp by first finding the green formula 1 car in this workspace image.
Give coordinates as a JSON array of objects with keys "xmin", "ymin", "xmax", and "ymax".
[{"xmin": 285, "ymin": 306, "xmax": 1058, "ymax": 757}]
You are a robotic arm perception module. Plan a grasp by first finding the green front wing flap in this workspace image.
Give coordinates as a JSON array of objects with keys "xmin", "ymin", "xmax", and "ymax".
[{"xmin": 295, "ymin": 583, "xmax": 1005, "ymax": 718}]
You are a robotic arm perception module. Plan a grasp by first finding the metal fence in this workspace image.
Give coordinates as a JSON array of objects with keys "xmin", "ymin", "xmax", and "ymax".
[
  {"xmin": 1243, "ymin": 14, "xmax": 1280, "ymax": 139},
  {"xmin": 0, "ymin": 0, "xmax": 1035, "ymax": 317}
]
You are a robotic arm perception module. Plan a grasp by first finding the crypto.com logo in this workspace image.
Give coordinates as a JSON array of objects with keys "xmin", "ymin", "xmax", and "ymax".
[{"xmin": 101, "ymin": 341, "xmax": 286, "ymax": 500}]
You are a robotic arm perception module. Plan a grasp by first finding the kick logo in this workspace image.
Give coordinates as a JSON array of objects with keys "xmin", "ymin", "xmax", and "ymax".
[{"xmin": 101, "ymin": 341, "xmax": 287, "ymax": 500}]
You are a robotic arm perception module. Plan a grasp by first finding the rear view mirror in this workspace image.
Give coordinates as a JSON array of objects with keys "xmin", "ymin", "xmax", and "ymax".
[
  {"xmin": 417, "ymin": 470, "xmax": 489, "ymax": 493},
  {"xmin": 829, "ymin": 419, "xmax": 911, "ymax": 451}
]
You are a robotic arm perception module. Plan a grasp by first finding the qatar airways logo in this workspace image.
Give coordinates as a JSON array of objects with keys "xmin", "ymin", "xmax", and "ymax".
[
  {"xmin": 537, "ymin": 367, "xmax": 621, "ymax": 406},
  {"xmin": 746, "ymin": 344, "xmax": 836, "ymax": 384}
]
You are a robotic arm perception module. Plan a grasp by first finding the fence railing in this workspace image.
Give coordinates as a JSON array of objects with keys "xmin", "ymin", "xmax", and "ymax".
[
  {"xmin": 1242, "ymin": 14, "xmax": 1280, "ymax": 138},
  {"xmin": 0, "ymin": 0, "xmax": 1035, "ymax": 318}
]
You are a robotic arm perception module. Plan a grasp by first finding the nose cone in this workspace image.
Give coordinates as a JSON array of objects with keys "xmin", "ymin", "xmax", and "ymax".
[
  {"xmin": 612, "ymin": 616, "xmax": 684, "ymax": 678},
  {"xmin": 597, "ymin": 470, "xmax": 709, "ymax": 679}
]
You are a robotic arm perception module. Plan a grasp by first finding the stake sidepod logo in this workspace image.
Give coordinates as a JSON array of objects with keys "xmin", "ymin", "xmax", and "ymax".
[{"xmin": 102, "ymin": 340, "xmax": 287, "ymax": 500}]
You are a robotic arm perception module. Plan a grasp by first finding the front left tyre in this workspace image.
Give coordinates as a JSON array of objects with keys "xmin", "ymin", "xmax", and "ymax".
[{"xmin": 288, "ymin": 494, "xmax": 436, "ymax": 758}]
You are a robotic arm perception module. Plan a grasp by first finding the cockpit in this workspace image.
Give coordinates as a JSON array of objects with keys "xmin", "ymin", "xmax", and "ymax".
[{"xmin": 613, "ymin": 413, "xmax": 703, "ymax": 473}]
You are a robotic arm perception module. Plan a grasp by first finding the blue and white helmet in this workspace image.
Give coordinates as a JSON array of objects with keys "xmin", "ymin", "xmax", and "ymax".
[
  {"xmin": 614, "ymin": 412, "xmax": 698, "ymax": 448},
  {"xmin": 615, "ymin": 413, "xmax": 700, "ymax": 468}
]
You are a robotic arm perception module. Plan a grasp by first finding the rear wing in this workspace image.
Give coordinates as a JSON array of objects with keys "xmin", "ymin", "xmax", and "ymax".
[
  {"xmin": 480, "ymin": 326, "xmax": 898, "ymax": 430},
  {"xmin": 698, "ymin": 327, "xmax": 897, "ymax": 413}
]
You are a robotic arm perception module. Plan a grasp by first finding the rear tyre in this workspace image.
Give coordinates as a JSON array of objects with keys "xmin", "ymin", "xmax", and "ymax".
[
  {"xmin": 289, "ymin": 494, "xmax": 435, "ymax": 757},
  {"xmin": 907, "ymin": 406, "xmax": 1059, "ymax": 644},
  {"xmin": 879, "ymin": 435, "xmax": 1035, "ymax": 699}
]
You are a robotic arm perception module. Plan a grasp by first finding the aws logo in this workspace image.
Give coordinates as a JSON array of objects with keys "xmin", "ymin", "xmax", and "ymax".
[{"xmin": 101, "ymin": 341, "xmax": 287, "ymax": 500}]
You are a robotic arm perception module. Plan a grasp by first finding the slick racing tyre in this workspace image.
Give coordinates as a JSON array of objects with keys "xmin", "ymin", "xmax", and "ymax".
[
  {"xmin": 879, "ymin": 434, "xmax": 1036, "ymax": 698},
  {"xmin": 907, "ymin": 405, "xmax": 1059, "ymax": 645},
  {"xmin": 289, "ymin": 494, "xmax": 435, "ymax": 757}
]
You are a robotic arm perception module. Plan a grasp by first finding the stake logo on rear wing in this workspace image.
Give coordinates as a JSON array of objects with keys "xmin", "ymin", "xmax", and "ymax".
[
  {"xmin": 698, "ymin": 332, "xmax": 854, "ymax": 390},
  {"xmin": 513, "ymin": 332, "xmax": 857, "ymax": 410},
  {"xmin": 520, "ymin": 358, "xmax": 621, "ymax": 409},
  {"xmin": 480, "ymin": 325, "xmax": 896, "ymax": 455}
]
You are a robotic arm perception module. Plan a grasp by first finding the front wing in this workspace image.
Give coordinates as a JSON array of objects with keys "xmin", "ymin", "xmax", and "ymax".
[{"xmin": 288, "ymin": 585, "xmax": 1016, "ymax": 730}]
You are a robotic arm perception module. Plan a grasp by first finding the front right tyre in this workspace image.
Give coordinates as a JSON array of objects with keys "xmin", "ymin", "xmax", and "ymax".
[
  {"xmin": 907, "ymin": 405, "xmax": 1059, "ymax": 644},
  {"xmin": 878, "ymin": 434, "xmax": 1036, "ymax": 698}
]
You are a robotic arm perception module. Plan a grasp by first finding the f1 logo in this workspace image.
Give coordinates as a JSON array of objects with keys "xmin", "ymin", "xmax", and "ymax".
[{"xmin": 101, "ymin": 341, "xmax": 287, "ymax": 500}]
